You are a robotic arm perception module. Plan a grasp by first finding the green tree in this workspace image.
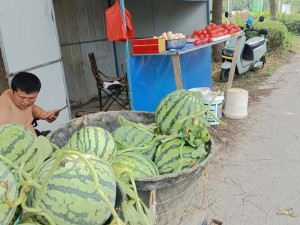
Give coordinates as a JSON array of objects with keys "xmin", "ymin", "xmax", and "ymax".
[{"xmin": 222, "ymin": 0, "xmax": 271, "ymax": 12}]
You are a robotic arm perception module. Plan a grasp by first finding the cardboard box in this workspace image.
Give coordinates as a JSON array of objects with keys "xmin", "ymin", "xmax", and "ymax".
[{"xmin": 132, "ymin": 38, "xmax": 166, "ymax": 54}]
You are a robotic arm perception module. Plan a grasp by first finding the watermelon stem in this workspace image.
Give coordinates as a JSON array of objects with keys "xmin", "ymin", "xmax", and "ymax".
[
  {"xmin": 178, "ymin": 141, "xmax": 185, "ymax": 172},
  {"xmin": 119, "ymin": 115, "xmax": 156, "ymax": 135},
  {"xmin": 0, "ymin": 154, "xmax": 17, "ymax": 169},
  {"xmin": 55, "ymin": 149, "xmax": 100, "ymax": 189},
  {"xmin": 5, "ymin": 186, "xmax": 26, "ymax": 208},
  {"xmin": 115, "ymin": 174, "xmax": 154, "ymax": 225},
  {"xmin": 96, "ymin": 188, "xmax": 125, "ymax": 225},
  {"xmin": 37, "ymin": 212, "xmax": 56, "ymax": 225},
  {"xmin": 21, "ymin": 196, "xmax": 42, "ymax": 213},
  {"xmin": 0, "ymin": 154, "xmax": 41, "ymax": 192},
  {"xmin": 18, "ymin": 162, "xmax": 26, "ymax": 185},
  {"xmin": 50, "ymin": 142, "xmax": 60, "ymax": 151},
  {"xmin": 19, "ymin": 195, "xmax": 43, "ymax": 223},
  {"xmin": 128, "ymin": 174, "xmax": 142, "ymax": 212},
  {"xmin": 33, "ymin": 153, "xmax": 65, "ymax": 208},
  {"xmin": 177, "ymin": 91, "xmax": 226, "ymax": 126},
  {"xmin": 117, "ymin": 136, "xmax": 158, "ymax": 155},
  {"xmin": 53, "ymin": 149, "xmax": 125, "ymax": 225}
]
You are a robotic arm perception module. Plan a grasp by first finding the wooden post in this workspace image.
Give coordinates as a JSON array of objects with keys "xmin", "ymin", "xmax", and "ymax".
[
  {"xmin": 226, "ymin": 35, "xmax": 242, "ymax": 90},
  {"xmin": 171, "ymin": 54, "xmax": 183, "ymax": 89}
]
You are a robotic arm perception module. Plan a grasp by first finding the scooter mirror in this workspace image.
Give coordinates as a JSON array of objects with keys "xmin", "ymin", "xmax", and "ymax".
[
  {"xmin": 225, "ymin": 11, "xmax": 229, "ymax": 18},
  {"xmin": 259, "ymin": 16, "xmax": 265, "ymax": 22}
]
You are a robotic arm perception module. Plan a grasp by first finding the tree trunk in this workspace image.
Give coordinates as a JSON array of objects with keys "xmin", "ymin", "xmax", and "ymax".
[
  {"xmin": 269, "ymin": 0, "xmax": 276, "ymax": 20},
  {"xmin": 212, "ymin": 0, "xmax": 223, "ymax": 62},
  {"xmin": 278, "ymin": 0, "xmax": 282, "ymax": 13}
]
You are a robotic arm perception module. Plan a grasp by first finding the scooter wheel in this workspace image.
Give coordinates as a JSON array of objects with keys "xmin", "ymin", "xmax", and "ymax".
[{"xmin": 220, "ymin": 69, "xmax": 229, "ymax": 83}]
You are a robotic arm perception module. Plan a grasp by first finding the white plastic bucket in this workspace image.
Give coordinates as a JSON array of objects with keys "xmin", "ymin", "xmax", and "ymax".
[
  {"xmin": 203, "ymin": 92, "xmax": 224, "ymax": 125},
  {"xmin": 188, "ymin": 87, "xmax": 211, "ymax": 98},
  {"xmin": 223, "ymin": 88, "xmax": 248, "ymax": 119}
]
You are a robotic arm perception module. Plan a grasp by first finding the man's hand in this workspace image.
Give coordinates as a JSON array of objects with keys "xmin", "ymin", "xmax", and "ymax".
[{"xmin": 45, "ymin": 109, "xmax": 60, "ymax": 123}]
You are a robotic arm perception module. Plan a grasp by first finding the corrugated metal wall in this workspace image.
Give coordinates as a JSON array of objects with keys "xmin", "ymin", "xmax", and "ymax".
[
  {"xmin": 53, "ymin": 0, "xmax": 208, "ymax": 106},
  {"xmin": 0, "ymin": 49, "xmax": 8, "ymax": 94},
  {"xmin": 53, "ymin": 0, "xmax": 116, "ymax": 106}
]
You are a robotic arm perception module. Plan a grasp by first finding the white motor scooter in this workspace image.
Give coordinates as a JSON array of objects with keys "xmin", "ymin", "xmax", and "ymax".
[{"xmin": 220, "ymin": 13, "xmax": 268, "ymax": 82}]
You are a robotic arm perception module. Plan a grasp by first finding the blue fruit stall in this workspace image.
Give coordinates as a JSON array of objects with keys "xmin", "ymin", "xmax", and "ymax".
[{"xmin": 113, "ymin": 0, "xmax": 214, "ymax": 112}]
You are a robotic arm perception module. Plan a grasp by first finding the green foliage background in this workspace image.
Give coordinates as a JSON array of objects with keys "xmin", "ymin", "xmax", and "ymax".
[
  {"xmin": 222, "ymin": 0, "xmax": 300, "ymax": 12},
  {"xmin": 232, "ymin": 12, "xmax": 298, "ymax": 51}
]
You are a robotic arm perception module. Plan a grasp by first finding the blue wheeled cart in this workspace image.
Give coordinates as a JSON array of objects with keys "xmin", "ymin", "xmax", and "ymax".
[
  {"xmin": 129, "ymin": 44, "xmax": 212, "ymax": 112},
  {"xmin": 127, "ymin": 34, "xmax": 243, "ymax": 112},
  {"xmin": 118, "ymin": 0, "xmax": 243, "ymax": 112},
  {"xmin": 117, "ymin": 0, "xmax": 212, "ymax": 113}
]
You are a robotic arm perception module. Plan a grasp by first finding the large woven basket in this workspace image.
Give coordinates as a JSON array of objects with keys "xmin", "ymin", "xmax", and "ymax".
[{"xmin": 47, "ymin": 111, "xmax": 214, "ymax": 225}]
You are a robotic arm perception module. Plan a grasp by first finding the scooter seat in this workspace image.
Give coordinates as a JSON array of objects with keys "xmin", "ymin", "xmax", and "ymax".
[
  {"xmin": 245, "ymin": 37, "xmax": 266, "ymax": 49},
  {"xmin": 242, "ymin": 37, "xmax": 266, "ymax": 61}
]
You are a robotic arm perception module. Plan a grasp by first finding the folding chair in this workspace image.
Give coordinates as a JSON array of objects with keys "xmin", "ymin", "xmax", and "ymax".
[{"xmin": 88, "ymin": 53, "xmax": 129, "ymax": 111}]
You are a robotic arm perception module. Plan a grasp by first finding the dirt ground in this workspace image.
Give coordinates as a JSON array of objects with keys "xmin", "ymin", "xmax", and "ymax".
[{"xmin": 199, "ymin": 40, "xmax": 300, "ymax": 224}]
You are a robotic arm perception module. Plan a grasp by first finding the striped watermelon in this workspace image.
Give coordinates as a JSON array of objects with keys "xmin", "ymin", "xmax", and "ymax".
[
  {"xmin": 0, "ymin": 161, "xmax": 18, "ymax": 225},
  {"xmin": 31, "ymin": 154, "xmax": 116, "ymax": 225},
  {"xmin": 112, "ymin": 152, "xmax": 159, "ymax": 179},
  {"xmin": 0, "ymin": 123, "xmax": 52, "ymax": 172},
  {"xmin": 20, "ymin": 218, "xmax": 42, "ymax": 224},
  {"xmin": 154, "ymin": 138, "xmax": 208, "ymax": 174},
  {"xmin": 67, "ymin": 126, "xmax": 117, "ymax": 163},
  {"xmin": 155, "ymin": 89, "xmax": 203, "ymax": 135},
  {"xmin": 113, "ymin": 125, "xmax": 157, "ymax": 160}
]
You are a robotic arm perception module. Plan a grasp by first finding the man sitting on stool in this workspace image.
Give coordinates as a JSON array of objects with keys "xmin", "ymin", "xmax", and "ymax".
[{"xmin": 0, "ymin": 72, "xmax": 60, "ymax": 136}]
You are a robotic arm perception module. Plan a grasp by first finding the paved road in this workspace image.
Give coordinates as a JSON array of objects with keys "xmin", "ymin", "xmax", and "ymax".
[{"xmin": 204, "ymin": 52, "xmax": 300, "ymax": 225}]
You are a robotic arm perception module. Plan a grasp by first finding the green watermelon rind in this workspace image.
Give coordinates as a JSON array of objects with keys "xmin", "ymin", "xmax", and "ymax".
[
  {"xmin": 33, "ymin": 154, "xmax": 116, "ymax": 225},
  {"xmin": 155, "ymin": 90, "xmax": 202, "ymax": 135},
  {"xmin": 0, "ymin": 161, "xmax": 18, "ymax": 225},
  {"xmin": 67, "ymin": 126, "xmax": 117, "ymax": 163}
]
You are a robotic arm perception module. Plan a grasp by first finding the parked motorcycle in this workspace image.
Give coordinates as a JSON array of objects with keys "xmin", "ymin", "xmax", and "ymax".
[{"xmin": 220, "ymin": 12, "xmax": 268, "ymax": 83}]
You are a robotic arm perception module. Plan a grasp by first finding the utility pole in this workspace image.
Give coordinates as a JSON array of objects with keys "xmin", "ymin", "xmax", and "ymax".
[
  {"xmin": 278, "ymin": 0, "xmax": 282, "ymax": 13},
  {"xmin": 228, "ymin": 0, "xmax": 233, "ymax": 18}
]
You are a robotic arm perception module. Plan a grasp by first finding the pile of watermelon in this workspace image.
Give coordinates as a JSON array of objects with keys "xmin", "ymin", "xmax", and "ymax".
[{"xmin": 0, "ymin": 89, "xmax": 212, "ymax": 225}]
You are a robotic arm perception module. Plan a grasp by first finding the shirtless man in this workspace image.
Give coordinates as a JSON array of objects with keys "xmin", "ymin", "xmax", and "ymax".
[{"xmin": 0, "ymin": 72, "xmax": 60, "ymax": 135}]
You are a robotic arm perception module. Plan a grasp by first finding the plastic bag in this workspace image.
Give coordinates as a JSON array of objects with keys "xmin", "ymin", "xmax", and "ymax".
[{"xmin": 105, "ymin": 0, "xmax": 134, "ymax": 42}]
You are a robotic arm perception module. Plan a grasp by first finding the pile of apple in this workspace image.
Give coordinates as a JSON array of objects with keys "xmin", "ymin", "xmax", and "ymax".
[{"xmin": 187, "ymin": 23, "xmax": 242, "ymax": 46}]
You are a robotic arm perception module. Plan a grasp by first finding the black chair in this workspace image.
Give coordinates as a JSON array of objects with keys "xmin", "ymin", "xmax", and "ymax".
[{"xmin": 88, "ymin": 53, "xmax": 129, "ymax": 111}]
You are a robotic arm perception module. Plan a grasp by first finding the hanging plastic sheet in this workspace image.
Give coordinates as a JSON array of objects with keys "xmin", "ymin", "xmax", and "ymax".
[{"xmin": 105, "ymin": 0, "xmax": 134, "ymax": 42}]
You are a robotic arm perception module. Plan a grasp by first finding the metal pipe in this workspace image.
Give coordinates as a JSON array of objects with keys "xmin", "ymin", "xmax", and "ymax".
[
  {"xmin": 119, "ymin": 0, "xmax": 133, "ymax": 109},
  {"xmin": 107, "ymin": 0, "xmax": 120, "ymax": 77},
  {"xmin": 60, "ymin": 38, "xmax": 108, "ymax": 47},
  {"xmin": 8, "ymin": 58, "xmax": 62, "ymax": 76}
]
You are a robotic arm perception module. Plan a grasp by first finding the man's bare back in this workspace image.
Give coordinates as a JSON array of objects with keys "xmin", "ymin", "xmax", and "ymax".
[{"xmin": 0, "ymin": 90, "xmax": 36, "ymax": 134}]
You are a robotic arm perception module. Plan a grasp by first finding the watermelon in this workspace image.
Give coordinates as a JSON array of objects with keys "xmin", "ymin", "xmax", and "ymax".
[
  {"xmin": 112, "ymin": 152, "xmax": 159, "ymax": 179},
  {"xmin": 154, "ymin": 138, "xmax": 207, "ymax": 174},
  {"xmin": 31, "ymin": 154, "xmax": 117, "ymax": 225},
  {"xmin": 0, "ymin": 161, "xmax": 18, "ymax": 225},
  {"xmin": 67, "ymin": 126, "xmax": 117, "ymax": 163},
  {"xmin": 155, "ymin": 89, "xmax": 203, "ymax": 135},
  {"xmin": 113, "ymin": 125, "xmax": 157, "ymax": 160},
  {"xmin": 0, "ymin": 123, "xmax": 52, "ymax": 172}
]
